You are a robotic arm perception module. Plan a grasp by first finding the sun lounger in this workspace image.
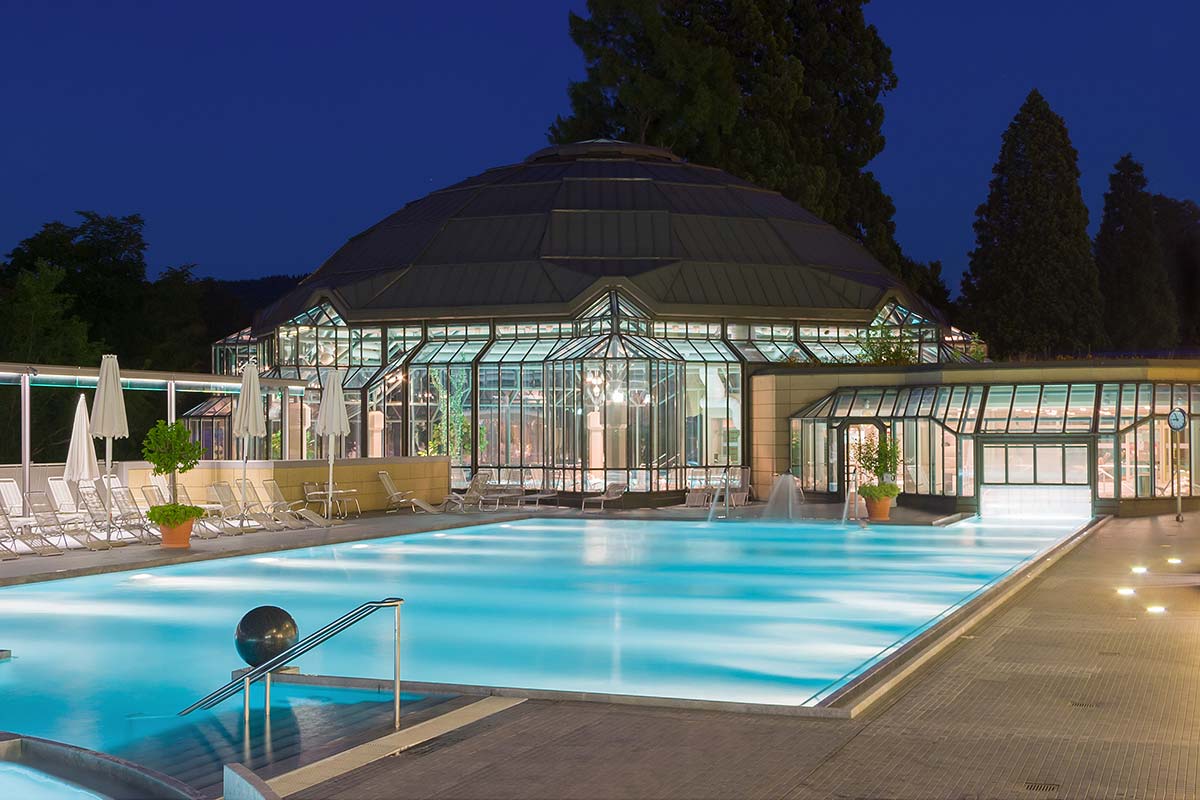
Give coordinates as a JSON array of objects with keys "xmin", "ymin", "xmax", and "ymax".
[
  {"xmin": 516, "ymin": 489, "xmax": 558, "ymax": 508},
  {"xmin": 0, "ymin": 506, "xmax": 59, "ymax": 556},
  {"xmin": 47, "ymin": 477, "xmax": 81, "ymax": 514},
  {"xmin": 582, "ymin": 483, "xmax": 628, "ymax": 511},
  {"xmin": 172, "ymin": 485, "xmax": 237, "ymax": 537},
  {"xmin": 111, "ymin": 486, "xmax": 161, "ymax": 544},
  {"xmin": 378, "ymin": 471, "xmax": 423, "ymax": 513},
  {"xmin": 262, "ymin": 479, "xmax": 335, "ymax": 528},
  {"xmin": 212, "ymin": 481, "xmax": 281, "ymax": 532},
  {"xmin": 0, "ymin": 511, "xmax": 19, "ymax": 560},
  {"xmin": 28, "ymin": 492, "xmax": 109, "ymax": 552},
  {"xmin": 0, "ymin": 478, "xmax": 33, "ymax": 527},
  {"xmin": 442, "ymin": 473, "xmax": 490, "ymax": 512},
  {"xmin": 75, "ymin": 483, "xmax": 132, "ymax": 545},
  {"xmin": 140, "ymin": 485, "xmax": 220, "ymax": 539},
  {"xmin": 235, "ymin": 479, "xmax": 306, "ymax": 530}
]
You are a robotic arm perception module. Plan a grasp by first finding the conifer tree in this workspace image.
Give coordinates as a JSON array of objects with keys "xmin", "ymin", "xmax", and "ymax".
[
  {"xmin": 960, "ymin": 90, "xmax": 1104, "ymax": 357},
  {"xmin": 1152, "ymin": 195, "xmax": 1200, "ymax": 346},
  {"xmin": 1095, "ymin": 155, "xmax": 1177, "ymax": 350}
]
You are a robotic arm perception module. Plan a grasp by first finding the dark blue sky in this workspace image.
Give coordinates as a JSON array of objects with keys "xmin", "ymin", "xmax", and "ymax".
[{"xmin": 1, "ymin": 1, "xmax": 1196, "ymax": 293}]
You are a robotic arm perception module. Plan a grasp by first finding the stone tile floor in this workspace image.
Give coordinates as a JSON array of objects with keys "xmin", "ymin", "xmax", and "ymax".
[{"xmin": 292, "ymin": 514, "xmax": 1200, "ymax": 800}]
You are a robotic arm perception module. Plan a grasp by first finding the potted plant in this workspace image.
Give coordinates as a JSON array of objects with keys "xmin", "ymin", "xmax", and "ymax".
[
  {"xmin": 141, "ymin": 420, "xmax": 206, "ymax": 549},
  {"xmin": 852, "ymin": 431, "xmax": 902, "ymax": 521}
]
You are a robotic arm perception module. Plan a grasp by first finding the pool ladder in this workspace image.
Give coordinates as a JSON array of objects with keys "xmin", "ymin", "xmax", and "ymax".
[{"xmin": 178, "ymin": 597, "xmax": 404, "ymax": 730}]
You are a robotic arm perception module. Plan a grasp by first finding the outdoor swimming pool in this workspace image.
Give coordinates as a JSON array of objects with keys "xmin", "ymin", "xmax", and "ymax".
[
  {"xmin": 0, "ymin": 763, "xmax": 105, "ymax": 800},
  {"xmin": 0, "ymin": 516, "xmax": 1080, "ymax": 757}
]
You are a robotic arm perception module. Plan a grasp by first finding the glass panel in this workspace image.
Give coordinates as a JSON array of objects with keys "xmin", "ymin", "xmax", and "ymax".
[
  {"xmin": 1036, "ymin": 384, "xmax": 1068, "ymax": 433},
  {"xmin": 981, "ymin": 386, "xmax": 1014, "ymax": 433},
  {"xmin": 1064, "ymin": 445, "xmax": 1088, "ymax": 485},
  {"xmin": 983, "ymin": 444, "xmax": 1005, "ymax": 483},
  {"xmin": 1155, "ymin": 383, "xmax": 1172, "ymax": 415},
  {"xmin": 963, "ymin": 386, "xmax": 984, "ymax": 433},
  {"xmin": 850, "ymin": 389, "xmax": 882, "ymax": 417},
  {"xmin": 1009, "ymin": 385, "xmax": 1041, "ymax": 433},
  {"xmin": 961, "ymin": 437, "xmax": 975, "ymax": 497},
  {"xmin": 1007, "ymin": 445, "xmax": 1035, "ymax": 483},
  {"xmin": 1035, "ymin": 445, "xmax": 1064, "ymax": 484},
  {"xmin": 1064, "ymin": 384, "xmax": 1096, "ymax": 432},
  {"xmin": 1097, "ymin": 436, "xmax": 1116, "ymax": 498},
  {"xmin": 1119, "ymin": 384, "xmax": 1137, "ymax": 429},
  {"xmin": 1098, "ymin": 384, "xmax": 1119, "ymax": 432}
]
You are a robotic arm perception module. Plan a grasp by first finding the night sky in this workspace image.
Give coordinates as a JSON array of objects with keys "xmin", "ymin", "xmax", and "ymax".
[{"xmin": 1, "ymin": 1, "xmax": 1196, "ymax": 294}]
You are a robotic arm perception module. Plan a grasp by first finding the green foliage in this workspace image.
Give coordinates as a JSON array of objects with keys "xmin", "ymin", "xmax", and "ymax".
[
  {"xmin": 1153, "ymin": 195, "xmax": 1200, "ymax": 346},
  {"xmin": 142, "ymin": 420, "xmax": 204, "ymax": 504},
  {"xmin": 416, "ymin": 371, "xmax": 488, "ymax": 460},
  {"xmin": 146, "ymin": 503, "xmax": 205, "ymax": 527},
  {"xmin": 960, "ymin": 90, "xmax": 1105, "ymax": 358},
  {"xmin": 0, "ymin": 261, "xmax": 103, "ymax": 462},
  {"xmin": 1096, "ymin": 155, "xmax": 1177, "ymax": 351},
  {"xmin": 550, "ymin": 0, "xmax": 948, "ymax": 310},
  {"xmin": 859, "ymin": 482, "xmax": 900, "ymax": 500},
  {"xmin": 854, "ymin": 324, "xmax": 917, "ymax": 365},
  {"xmin": 852, "ymin": 432, "xmax": 900, "ymax": 482}
]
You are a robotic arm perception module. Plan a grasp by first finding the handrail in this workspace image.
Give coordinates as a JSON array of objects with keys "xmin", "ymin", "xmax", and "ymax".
[{"xmin": 179, "ymin": 597, "xmax": 404, "ymax": 728}]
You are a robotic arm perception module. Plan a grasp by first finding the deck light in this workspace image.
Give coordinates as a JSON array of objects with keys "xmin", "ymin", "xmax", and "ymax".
[
  {"xmin": 129, "ymin": 573, "xmax": 153, "ymax": 581},
  {"xmin": 1168, "ymin": 557, "xmax": 1182, "ymax": 565},
  {"xmin": 1147, "ymin": 606, "xmax": 1166, "ymax": 614},
  {"xmin": 1117, "ymin": 587, "xmax": 1135, "ymax": 596},
  {"xmin": 351, "ymin": 543, "xmax": 370, "ymax": 549},
  {"xmin": 1131, "ymin": 566, "xmax": 1148, "ymax": 574}
]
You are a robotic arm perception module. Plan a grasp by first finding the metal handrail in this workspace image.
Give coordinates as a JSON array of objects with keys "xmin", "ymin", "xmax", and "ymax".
[{"xmin": 179, "ymin": 597, "xmax": 404, "ymax": 729}]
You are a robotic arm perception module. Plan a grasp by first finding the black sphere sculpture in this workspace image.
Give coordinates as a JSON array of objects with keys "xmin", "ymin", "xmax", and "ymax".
[{"xmin": 235, "ymin": 606, "xmax": 299, "ymax": 668}]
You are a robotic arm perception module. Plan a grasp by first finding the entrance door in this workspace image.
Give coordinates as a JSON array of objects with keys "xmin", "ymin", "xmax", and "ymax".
[{"xmin": 977, "ymin": 439, "xmax": 1093, "ymax": 520}]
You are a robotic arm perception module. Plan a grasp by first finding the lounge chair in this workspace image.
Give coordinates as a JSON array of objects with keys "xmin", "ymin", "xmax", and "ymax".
[
  {"xmin": 1, "ymin": 504, "xmax": 60, "ymax": 556},
  {"xmin": 28, "ymin": 492, "xmax": 109, "ymax": 551},
  {"xmin": 111, "ymin": 486, "xmax": 161, "ymax": 544},
  {"xmin": 262, "ymin": 479, "xmax": 335, "ymax": 528},
  {"xmin": 0, "ymin": 478, "xmax": 33, "ymax": 526},
  {"xmin": 75, "ymin": 482, "xmax": 131, "ymax": 545},
  {"xmin": 302, "ymin": 481, "xmax": 337, "ymax": 517},
  {"xmin": 235, "ymin": 479, "xmax": 306, "ymax": 530},
  {"xmin": 516, "ymin": 488, "xmax": 559, "ymax": 508},
  {"xmin": 684, "ymin": 487, "xmax": 711, "ymax": 507},
  {"xmin": 442, "ymin": 472, "xmax": 490, "ymax": 512},
  {"xmin": 0, "ymin": 510, "xmax": 20, "ymax": 560},
  {"xmin": 47, "ymin": 477, "xmax": 82, "ymax": 515},
  {"xmin": 378, "ymin": 471, "xmax": 417, "ymax": 512},
  {"xmin": 212, "ymin": 481, "xmax": 282, "ymax": 532},
  {"xmin": 582, "ymin": 483, "xmax": 628, "ymax": 511},
  {"xmin": 174, "ymin": 484, "xmax": 239, "ymax": 537}
]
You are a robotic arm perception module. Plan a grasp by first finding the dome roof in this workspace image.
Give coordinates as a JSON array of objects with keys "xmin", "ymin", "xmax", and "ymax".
[{"xmin": 256, "ymin": 140, "xmax": 921, "ymax": 331}]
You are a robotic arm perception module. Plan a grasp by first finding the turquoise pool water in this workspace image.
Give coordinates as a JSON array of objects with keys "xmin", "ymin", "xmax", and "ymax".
[
  {"xmin": 0, "ymin": 517, "xmax": 1078, "ymax": 756},
  {"xmin": 0, "ymin": 764, "xmax": 106, "ymax": 800}
]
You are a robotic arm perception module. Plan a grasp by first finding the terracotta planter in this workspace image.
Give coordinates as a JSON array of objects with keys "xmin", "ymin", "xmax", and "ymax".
[
  {"xmin": 864, "ymin": 497, "xmax": 892, "ymax": 522},
  {"xmin": 159, "ymin": 518, "xmax": 194, "ymax": 549}
]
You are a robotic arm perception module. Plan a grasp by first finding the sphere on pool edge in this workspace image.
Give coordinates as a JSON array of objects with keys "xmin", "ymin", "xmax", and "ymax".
[{"xmin": 235, "ymin": 606, "xmax": 299, "ymax": 667}]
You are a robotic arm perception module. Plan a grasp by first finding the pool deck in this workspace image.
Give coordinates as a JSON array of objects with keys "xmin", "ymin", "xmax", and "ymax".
[{"xmin": 281, "ymin": 513, "xmax": 1200, "ymax": 800}]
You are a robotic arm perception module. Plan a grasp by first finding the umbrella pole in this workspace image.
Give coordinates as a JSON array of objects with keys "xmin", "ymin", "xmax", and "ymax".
[
  {"xmin": 326, "ymin": 436, "xmax": 335, "ymax": 519},
  {"xmin": 241, "ymin": 439, "xmax": 249, "ymax": 525},
  {"xmin": 105, "ymin": 437, "xmax": 113, "ymax": 541}
]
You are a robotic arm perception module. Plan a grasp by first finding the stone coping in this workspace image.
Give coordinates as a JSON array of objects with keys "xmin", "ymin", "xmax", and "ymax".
[{"xmin": 0, "ymin": 731, "xmax": 203, "ymax": 800}]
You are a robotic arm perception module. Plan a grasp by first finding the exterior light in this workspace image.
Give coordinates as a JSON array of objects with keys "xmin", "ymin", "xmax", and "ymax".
[
  {"xmin": 1131, "ymin": 566, "xmax": 1147, "ymax": 574},
  {"xmin": 1117, "ymin": 587, "xmax": 1135, "ymax": 596},
  {"xmin": 129, "ymin": 573, "xmax": 153, "ymax": 581},
  {"xmin": 1146, "ymin": 606, "xmax": 1166, "ymax": 614},
  {"xmin": 351, "ymin": 543, "xmax": 370, "ymax": 549},
  {"xmin": 1168, "ymin": 557, "xmax": 1182, "ymax": 565}
]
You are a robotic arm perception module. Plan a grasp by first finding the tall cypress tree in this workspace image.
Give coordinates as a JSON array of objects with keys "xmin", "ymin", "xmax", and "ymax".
[
  {"xmin": 960, "ymin": 90, "xmax": 1104, "ymax": 358},
  {"xmin": 1095, "ymin": 155, "xmax": 1177, "ymax": 351},
  {"xmin": 550, "ymin": 0, "xmax": 950, "ymax": 310},
  {"xmin": 1152, "ymin": 194, "xmax": 1200, "ymax": 346}
]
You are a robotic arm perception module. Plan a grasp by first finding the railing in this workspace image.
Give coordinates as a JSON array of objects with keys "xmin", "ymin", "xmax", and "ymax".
[{"xmin": 179, "ymin": 597, "xmax": 404, "ymax": 729}]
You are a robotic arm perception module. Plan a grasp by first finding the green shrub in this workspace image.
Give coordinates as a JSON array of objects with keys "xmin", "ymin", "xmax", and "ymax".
[
  {"xmin": 141, "ymin": 420, "xmax": 205, "ymax": 504},
  {"xmin": 146, "ymin": 503, "xmax": 204, "ymax": 527},
  {"xmin": 859, "ymin": 482, "xmax": 900, "ymax": 501}
]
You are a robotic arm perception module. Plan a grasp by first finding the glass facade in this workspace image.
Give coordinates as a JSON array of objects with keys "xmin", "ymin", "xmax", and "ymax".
[
  {"xmin": 791, "ymin": 381, "xmax": 1200, "ymax": 503},
  {"xmin": 210, "ymin": 292, "xmax": 968, "ymax": 492}
]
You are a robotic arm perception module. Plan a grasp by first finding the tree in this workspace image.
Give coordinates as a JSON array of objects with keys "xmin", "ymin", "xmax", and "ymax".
[
  {"xmin": 1095, "ymin": 155, "xmax": 1177, "ymax": 351},
  {"xmin": 0, "ymin": 261, "xmax": 103, "ymax": 461},
  {"xmin": 1152, "ymin": 195, "xmax": 1200, "ymax": 346},
  {"xmin": 960, "ymin": 90, "xmax": 1104, "ymax": 358},
  {"xmin": 550, "ymin": 0, "xmax": 949, "ymax": 309},
  {"xmin": 4, "ymin": 211, "xmax": 148, "ymax": 362}
]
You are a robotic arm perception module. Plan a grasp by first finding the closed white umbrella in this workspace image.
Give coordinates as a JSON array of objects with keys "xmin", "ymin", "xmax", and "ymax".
[
  {"xmin": 90, "ymin": 355, "xmax": 128, "ymax": 532},
  {"xmin": 230, "ymin": 357, "xmax": 266, "ymax": 516},
  {"xmin": 64, "ymin": 394, "xmax": 100, "ymax": 485},
  {"xmin": 313, "ymin": 369, "xmax": 350, "ymax": 518}
]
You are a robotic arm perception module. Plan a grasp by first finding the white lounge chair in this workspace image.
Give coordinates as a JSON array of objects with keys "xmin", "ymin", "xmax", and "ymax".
[
  {"xmin": 378, "ymin": 470, "xmax": 445, "ymax": 514},
  {"xmin": 262, "ymin": 479, "xmax": 335, "ymax": 528},
  {"xmin": 235, "ymin": 479, "xmax": 306, "ymax": 530},
  {"xmin": 442, "ymin": 473, "xmax": 490, "ymax": 512},
  {"xmin": 111, "ymin": 486, "xmax": 161, "ymax": 544},
  {"xmin": 1, "ymin": 503, "xmax": 60, "ymax": 557},
  {"xmin": 212, "ymin": 481, "xmax": 281, "ymax": 532},
  {"xmin": 28, "ymin": 492, "xmax": 108, "ymax": 552},
  {"xmin": 141, "ymin": 484, "xmax": 221, "ymax": 539},
  {"xmin": 0, "ymin": 510, "xmax": 20, "ymax": 560},
  {"xmin": 0, "ymin": 478, "xmax": 33, "ymax": 527},
  {"xmin": 582, "ymin": 483, "xmax": 628, "ymax": 511}
]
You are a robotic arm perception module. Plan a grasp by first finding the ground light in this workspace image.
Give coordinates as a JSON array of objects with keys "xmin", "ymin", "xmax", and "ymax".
[
  {"xmin": 1117, "ymin": 587, "xmax": 1136, "ymax": 596},
  {"xmin": 1168, "ymin": 557, "xmax": 1182, "ymax": 565},
  {"xmin": 1146, "ymin": 606, "xmax": 1166, "ymax": 614},
  {"xmin": 1131, "ymin": 566, "xmax": 1148, "ymax": 574}
]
